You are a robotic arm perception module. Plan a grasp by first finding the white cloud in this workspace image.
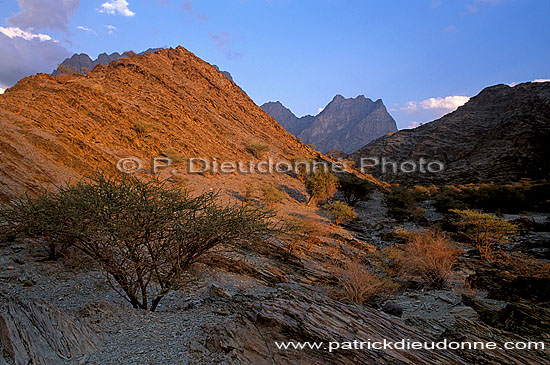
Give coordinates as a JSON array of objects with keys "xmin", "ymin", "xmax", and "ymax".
[
  {"xmin": 99, "ymin": 0, "xmax": 135, "ymax": 17},
  {"xmin": 0, "ymin": 88, "xmax": 5, "ymax": 94},
  {"xmin": 76, "ymin": 25, "xmax": 96, "ymax": 34},
  {"xmin": 0, "ymin": 29, "xmax": 70, "ymax": 88},
  {"xmin": 401, "ymin": 95, "xmax": 470, "ymax": 114},
  {"xmin": 106, "ymin": 25, "xmax": 117, "ymax": 34},
  {"xmin": 420, "ymin": 96, "xmax": 470, "ymax": 111},
  {"xmin": 0, "ymin": 26, "xmax": 54, "ymax": 42},
  {"xmin": 8, "ymin": 0, "xmax": 80, "ymax": 33},
  {"xmin": 406, "ymin": 121, "xmax": 421, "ymax": 129},
  {"xmin": 533, "ymin": 79, "xmax": 550, "ymax": 83}
]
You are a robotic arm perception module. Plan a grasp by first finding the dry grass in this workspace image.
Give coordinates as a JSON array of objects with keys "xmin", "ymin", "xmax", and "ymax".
[
  {"xmin": 380, "ymin": 229, "xmax": 461, "ymax": 289},
  {"xmin": 91, "ymin": 84, "xmax": 104, "ymax": 93},
  {"xmin": 161, "ymin": 149, "xmax": 187, "ymax": 164},
  {"xmin": 494, "ymin": 252, "xmax": 550, "ymax": 279},
  {"xmin": 331, "ymin": 257, "xmax": 395, "ymax": 304},
  {"xmin": 260, "ymin": 184, "xmax": 287, "ymax": 206},
  {"xmin": 283, "ymin": 216, "xmax": 330, "ymax": 253},
  {"xmin": 132, "ymin": 120, "xmax": 154, "ymax": 138},
  {"xmin": 403, "ymin": 229, "xmax": 461, "ymax": 288}
]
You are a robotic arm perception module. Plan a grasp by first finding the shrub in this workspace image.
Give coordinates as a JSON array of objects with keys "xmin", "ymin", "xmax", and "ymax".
[
  {"xmin": 384, "ymin": 186, "xmax": 424, "ymax": 222},
  {"xmin": 246, "ymin": 143, "xmax": 270, "ymax": 158},
  {"xmin": 332, "ymin": 258, "xmax": 395, "ymax": 304},
  {"xmin": 260, "ymin": 184, "xmax": 286, "ymax": 206},
  {"xmin": 283, "ymin": 216, "xmax": 328, "ymax": 253},
  {"xmin": 431, "ymin": 182, "xmax": 550, "ymax": 214},
  {"xmin": 132, "ymin": 120, "xmax": 153, "ymax": 138},
  {"xmin": 304, "ymin": 169, "xmax": 339, "ymax": 206},
  {"xmin": 323, "ymin": 201, "xmax": 357, "ymax": 224},
  {"xmin": 161, "ymin": 149, "xmax": 186, "ymax": 164},
  {"xmin": 401, "ymin": 229, "xmax": 461, "ymax": 289},
  {"xmin": 0, "ymin": 173, "xmax": 280, "ymax": 311},
  {"xmin": 338, "ymin": 175, "xmax": 375, "ymax": 206},
  {"xmin": 91, "ymin": 84, "xmax": 103, "ymax": 93},
  {"xmin": 451, "ymin": 209, "xmax": 519, "ymax": 261},
  {"xmin": 0, "ymin": 190, "xmax": 73, "ymax": 259}
]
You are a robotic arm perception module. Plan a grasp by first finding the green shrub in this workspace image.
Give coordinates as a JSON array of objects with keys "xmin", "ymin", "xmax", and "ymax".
[
  {"xmin": 0, "ymin": 173, "xmax": 280, "ymax": 311},
  {"xmin": 246, "ymin": 143, "xmax": 270, "ymax": 158},
  {"xmin": 431, "ymin": 182, "xmax": 550, "ymax": 214},
  {"xmin": 260, "ymin": 184, "xmax": 286, "ymax": 206},
  {"xmin": 304, "ymin": 169, "xmax": 339, "ymax": 206},
  {"xmin": 451, "ymin": 209, "xmax": 519, "ymax": 261},
  {"xmin": 384, "ymin": 186, "xmax": 424, "ymax": 222},
  {"xmin": 338, "ymin": 175, "xmax": 375, "ymax": 206},
  {"xmin": 323, "ymin": 201, "xmax": 357, "ymax": 224}
]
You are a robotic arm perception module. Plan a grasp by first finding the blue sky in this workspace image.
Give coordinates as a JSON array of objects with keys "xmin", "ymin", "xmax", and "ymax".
[{"xmin": 1, "ymin": 0, "xmax": 549, "ymax": 129}]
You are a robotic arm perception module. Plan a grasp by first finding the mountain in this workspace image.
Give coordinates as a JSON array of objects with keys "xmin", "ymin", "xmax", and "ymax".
[
  {"xmin": 262, "ymin": 95, "xmax": 397, "ymax": 154},
  {"xmin": 0, "ymin": 47, "xmax": 313, "ymax": 200},
  {"xmin": 260, "ymin": 101, "xmax": 314, "ymax": 135},
  {"xmin": 52, "ymin": 48, "xmax": 234, "ymax": 81},
  {"xmin": 350, "ymin": 82, "xmax": 550, "ymax": 185}
]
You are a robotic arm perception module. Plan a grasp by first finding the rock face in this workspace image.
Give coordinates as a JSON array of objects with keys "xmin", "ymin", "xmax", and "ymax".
[
  {"xmin": 0, "ymin": 294, "xmax": 101, "ymax": 364},
  {"xmin": 262, "ymin": 96, "xmax": 397, "ymax": 154},
  {"xmin": 52, "ymin": 48, "xmax": 234, "ymax": 81},
  {"xmin": 0, "ymin": 46, "xmax": 314, "ymax": 201},
  {"xmin": 260, "ymin": 101, "xmax": 314, "ymax": 136},
  {"xmin": 350, "ymin": 82, "xmax": 550, "ymax": 184}
]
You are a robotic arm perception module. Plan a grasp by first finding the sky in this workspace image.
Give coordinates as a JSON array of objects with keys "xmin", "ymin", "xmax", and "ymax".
[{"xmin": 0, "ymin": 0, "xmax": 549, "ymax": 129}]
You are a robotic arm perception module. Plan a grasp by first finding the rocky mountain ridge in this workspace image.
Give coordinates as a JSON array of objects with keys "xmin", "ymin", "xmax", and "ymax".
[
  {"xmin": 0, "ymin": 46, "xmax": 313, "ymax": 201},
  {"xmin": 52, "ymin": 48, "xmax": 233, "ymax": 81},
  {"xmin": 350, "ymin": 82, "xmax": 550, "ymax": 184}
]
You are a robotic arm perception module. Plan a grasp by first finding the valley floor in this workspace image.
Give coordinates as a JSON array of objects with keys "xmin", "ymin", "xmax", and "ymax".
[{"xmin": 1, "ymin": 191, "xmax": 549, "ymax": 364}]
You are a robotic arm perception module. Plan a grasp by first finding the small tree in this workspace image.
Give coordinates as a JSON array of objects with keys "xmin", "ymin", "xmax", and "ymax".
[
  {"xmin": 451, "ymin": 209, "xmax": 519, "ymax": 261},
  {"xmin": 338, "ymin": 176, "xmax": 374, "ymax": 206},
  {"xmin": 1, "ymin": 173, "xmax": 281, "ymax": 311},
  {"xmin": 304, "ymin": 169, "xmax": 339, "ymax": 206},
  {"xmin": 323, "ymin": 201, "xmax": 357, "ymax": 224}
]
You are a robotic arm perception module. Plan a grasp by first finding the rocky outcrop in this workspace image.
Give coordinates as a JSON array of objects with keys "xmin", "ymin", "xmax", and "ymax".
[
  {"xmin": 262, "ymin": 96, "xmax": 397, "ymax": 154},
  {"xmin": 0, "ymin": 294, "xmax": 101, "ymax": 364},
  {"xmin": 350, "ymin": 82, "xmax": 550, "ymax": 184}
]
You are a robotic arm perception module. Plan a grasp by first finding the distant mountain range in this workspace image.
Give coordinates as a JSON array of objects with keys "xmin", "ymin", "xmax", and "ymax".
[
  {"xmin": 261, "ymin": 95, "xmax": 397, "ymax": 154},
  {"xmin": 350, "ymin": 82, "xmax": 550, "ymax": 184},
  {"xmin": 52, "ymin": 48, "xmax": 233, "ymax": 81}
]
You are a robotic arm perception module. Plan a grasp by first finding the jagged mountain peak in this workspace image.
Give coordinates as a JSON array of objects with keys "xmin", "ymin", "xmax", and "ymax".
[{"xmin": 262, "ymin": 95, "xmax": 397, "ymax": 153}]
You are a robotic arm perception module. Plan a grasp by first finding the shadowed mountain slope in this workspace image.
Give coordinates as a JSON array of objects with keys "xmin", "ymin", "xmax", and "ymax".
[{"xmin": 350, "ymin": 82, "xmax": 550, "ymax": 184}]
